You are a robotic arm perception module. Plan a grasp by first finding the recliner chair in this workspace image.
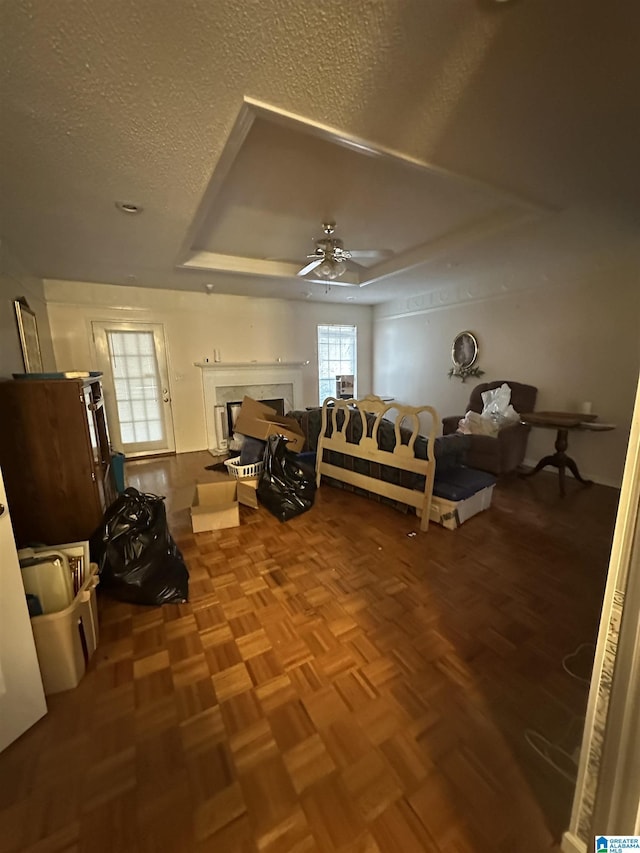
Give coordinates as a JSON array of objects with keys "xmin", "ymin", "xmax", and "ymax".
[{"xmin": 442, "ymin": 380, "xmax": 538, "ymax": 475}]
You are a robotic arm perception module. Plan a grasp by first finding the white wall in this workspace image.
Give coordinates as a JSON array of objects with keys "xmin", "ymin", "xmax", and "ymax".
[
  {"xmin": 0, "ymin": 242, "xmax": 55, "ymax": 378},
  {"xmin": 45, "ymin": 280, "xmax": 372, "ymax": 454},
  {"xmin": 374, "ymin": 256, "xmax": 640, "ymax": 487}
]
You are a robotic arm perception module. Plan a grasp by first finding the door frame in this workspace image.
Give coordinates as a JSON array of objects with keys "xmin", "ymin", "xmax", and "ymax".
[
  {"xmin": 563, "ymin": 370, "xmax": 640, "ymax": 848},
  {"xmin": 91, "ymin": 321, "xmax": 176, "ymax": 458},
  {"xmin": 0, "ymin": 466, "xmax": 47, "ymax": 752}
]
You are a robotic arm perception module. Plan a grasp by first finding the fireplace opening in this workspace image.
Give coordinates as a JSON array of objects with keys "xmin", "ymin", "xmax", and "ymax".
[{"xmin": 226, "ymin": 398, "xmax": 285, "ymax": 438}]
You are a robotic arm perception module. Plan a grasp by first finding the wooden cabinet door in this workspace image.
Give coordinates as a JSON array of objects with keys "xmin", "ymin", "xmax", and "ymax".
[{"xmin": 0, "ymin": 381, "xmax": 104, "ymax": 547}]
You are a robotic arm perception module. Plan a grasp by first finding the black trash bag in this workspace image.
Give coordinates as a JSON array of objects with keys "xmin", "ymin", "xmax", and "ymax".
[
  {"xmin": 257, "ymin": 434, "xmax": 316, "ymax": 522},
  {"xmin": 92, "ymin": 488, "xmax": 189, "ymax": 605}
]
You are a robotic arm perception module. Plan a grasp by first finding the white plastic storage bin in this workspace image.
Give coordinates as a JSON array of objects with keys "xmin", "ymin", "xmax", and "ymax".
[
  {"xmin": 29, "ymin": 562, "xmax": 100, "ymax": 695},
  {"xmin": 429, "ymin": 485, "xmax": 495, "ymax": 530}
]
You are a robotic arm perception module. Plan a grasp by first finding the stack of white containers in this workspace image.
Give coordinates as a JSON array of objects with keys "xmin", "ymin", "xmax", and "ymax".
[{"xmin": 18, "ymin": 543, "xmax": 100, "ymax": 695}]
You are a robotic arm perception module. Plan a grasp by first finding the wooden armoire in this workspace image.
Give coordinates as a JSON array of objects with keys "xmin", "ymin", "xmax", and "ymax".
[{"xmin": 0, "ymin": 375, "xmax": 115, "ymax": 547}]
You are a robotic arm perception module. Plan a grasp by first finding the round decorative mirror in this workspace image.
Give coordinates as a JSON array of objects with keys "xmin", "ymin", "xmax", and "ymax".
[{"xmin": 451, "ymin": 331, "xmax": 478, "ymax": 369}]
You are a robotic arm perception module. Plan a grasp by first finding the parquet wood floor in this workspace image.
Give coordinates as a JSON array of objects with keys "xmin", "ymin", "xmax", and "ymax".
[{"xmin": 0, "ymin": 452, "xmax": 619, "ymax": 852}]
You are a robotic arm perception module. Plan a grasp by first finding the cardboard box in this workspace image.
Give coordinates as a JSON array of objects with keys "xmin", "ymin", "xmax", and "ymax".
[
  {"xmin": 237, "ymin": 476, "xmax": 260, "ymax": 509},
  {"xmin": 190, "ymin": 478, "xmax": 260, "ymax": 532},
  {"xmin": 234, "ymin": 396, "xmax": 305, "ymax": 453},
  {"xmin": 191, "ymin": 481, "xmax": 240, "ymax": 532}
]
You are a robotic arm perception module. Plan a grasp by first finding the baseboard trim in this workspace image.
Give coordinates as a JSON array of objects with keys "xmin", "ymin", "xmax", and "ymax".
[{"xmin": 561, "ymin": 830, "xmax": 587, "ymax": 853}]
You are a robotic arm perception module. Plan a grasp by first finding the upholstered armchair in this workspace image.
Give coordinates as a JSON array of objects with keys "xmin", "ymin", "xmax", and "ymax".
[{"xmin": 442, "ymin": 380, "xmax": 538, "ymax": 475}]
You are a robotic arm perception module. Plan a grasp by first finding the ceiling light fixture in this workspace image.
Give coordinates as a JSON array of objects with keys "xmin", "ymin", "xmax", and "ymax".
[
  {"xmin": 115, "ymin": 201, "xmax": 143, "ymax": 214},
  {"xmin": 298, "ymin": 223, "xmax": 351, "ymax": 280},
  {"xmin": 315, "ymin": 256, "xmax": 347, "ymax": 281}
]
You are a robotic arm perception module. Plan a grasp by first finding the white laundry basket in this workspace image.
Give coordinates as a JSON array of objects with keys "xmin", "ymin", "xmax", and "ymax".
[{"xmin": 224, "ymin": 458, "xmax": 264, "ymax": 479}]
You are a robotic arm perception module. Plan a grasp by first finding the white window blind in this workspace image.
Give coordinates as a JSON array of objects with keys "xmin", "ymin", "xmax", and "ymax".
[{"xmin": 317, "ymin": 324, "xmax": 357, "ymax": 403}]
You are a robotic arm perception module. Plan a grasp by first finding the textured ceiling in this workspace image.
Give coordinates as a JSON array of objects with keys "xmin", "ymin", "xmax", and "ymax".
[{"xmin": 0, "ymin": 0, "xmax": 639, "ymax": 304}]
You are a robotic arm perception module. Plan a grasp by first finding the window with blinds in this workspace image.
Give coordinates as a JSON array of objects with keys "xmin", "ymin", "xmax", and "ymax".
[{"xmin": 317, "ymin": 324, "xmax": 357, "ymax": 403}]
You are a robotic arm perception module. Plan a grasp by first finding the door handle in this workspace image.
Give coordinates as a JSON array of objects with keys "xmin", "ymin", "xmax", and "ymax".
[
  {"xmin": 0, "ymin": 503, "xmax": 5, "ymax": 518},
  {"xmin": 162, "ymin": 387, "xmax": 170, "ymax": 403}
]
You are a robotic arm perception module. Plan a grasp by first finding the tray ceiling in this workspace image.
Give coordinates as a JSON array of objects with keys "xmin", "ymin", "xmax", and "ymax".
[{"xmin": 178, "ymin": 101, "xmax": 543, "ymax": 289}]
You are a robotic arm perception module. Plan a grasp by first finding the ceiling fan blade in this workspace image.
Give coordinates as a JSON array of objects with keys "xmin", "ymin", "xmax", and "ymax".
[
  {"xmin": 348, "ymin": 249, "xmax": 394, "ymax": 260},
  {"xmin": 297, "ymin": 258, "xmax": 323, "ymax": 276}
]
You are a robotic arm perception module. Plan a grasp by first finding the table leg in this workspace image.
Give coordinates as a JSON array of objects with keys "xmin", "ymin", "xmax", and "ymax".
[
  {"xmin": 520, "ymin": 428, "xmax": 593, "ymax": 496},
  {"xmin": 564, "ymin": 456, "xmax": 593, "ymax": 487}
]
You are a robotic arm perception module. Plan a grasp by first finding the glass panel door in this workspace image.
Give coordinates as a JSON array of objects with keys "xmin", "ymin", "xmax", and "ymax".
[
  {"xmin": 108, "ymin": 330, "xmax": 164, "ymax": 448},
  {"xmin": 92, "ymin": 322, "xmax": 175, "ymax": 457}
]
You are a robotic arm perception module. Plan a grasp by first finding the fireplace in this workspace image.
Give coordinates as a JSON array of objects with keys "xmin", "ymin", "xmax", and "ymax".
[{"xmin": 197, "ymin": 362, "xmax": 304, "ymax": 454}]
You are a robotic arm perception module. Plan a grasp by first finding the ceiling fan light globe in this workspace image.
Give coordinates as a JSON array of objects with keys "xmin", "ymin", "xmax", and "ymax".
[{"xmin": 300, "ymin": 222, "xmax": 355, "ymax": 279}]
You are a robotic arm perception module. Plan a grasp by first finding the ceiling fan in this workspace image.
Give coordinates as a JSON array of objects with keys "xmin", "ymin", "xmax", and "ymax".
[{"xmin": 296, "ymin": 222, "xmax": 391, "ymax": 281}]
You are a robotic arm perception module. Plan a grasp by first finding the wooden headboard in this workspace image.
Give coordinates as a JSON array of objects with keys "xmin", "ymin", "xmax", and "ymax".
[{"xmin": 315, "ymin": 395, "xmax": 438, "ymax": 532}]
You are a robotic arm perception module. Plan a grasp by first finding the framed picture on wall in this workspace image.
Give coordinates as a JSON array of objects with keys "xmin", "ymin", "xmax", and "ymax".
[{"xmin": 14, "ymin": 298, "xmax": 44, "ymax": 373}]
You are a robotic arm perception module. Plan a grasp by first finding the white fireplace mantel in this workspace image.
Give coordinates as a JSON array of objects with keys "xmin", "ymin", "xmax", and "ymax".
[
  {"xmin": 197, "ymin": 361, "xmax": 305, "ymax": 452},
  {"xmin": 195, "ymin": 362, "xmax": 306, "ymax": 370}
]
